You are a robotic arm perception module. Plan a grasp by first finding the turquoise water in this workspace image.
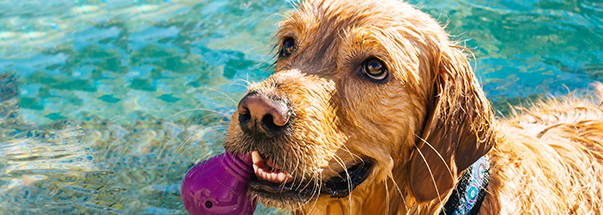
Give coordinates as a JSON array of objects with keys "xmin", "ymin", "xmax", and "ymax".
[{"xmin": 0, "ymin": 0, "xmax": 601, "ymax": 214}]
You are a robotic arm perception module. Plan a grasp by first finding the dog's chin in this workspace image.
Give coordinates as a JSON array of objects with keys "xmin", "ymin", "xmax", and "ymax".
[{"xmin": 247, "ymin": 158, "xmax": 374, "ymax": 210}]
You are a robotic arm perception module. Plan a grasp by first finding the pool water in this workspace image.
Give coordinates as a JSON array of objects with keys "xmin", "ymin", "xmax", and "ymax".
[{"xmin": 0, "ymin": 0, "xmax": 601, "ymax": 214}]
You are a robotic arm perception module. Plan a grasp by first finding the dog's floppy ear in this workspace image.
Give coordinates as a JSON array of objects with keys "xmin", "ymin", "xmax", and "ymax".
[{"xmin": 409, "ymin": 46, "xmax": 495, "ymax": 203}]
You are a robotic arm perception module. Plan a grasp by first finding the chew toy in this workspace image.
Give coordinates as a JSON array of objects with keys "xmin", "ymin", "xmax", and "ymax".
[{"xmin": 181, "ymin": 152, "xmax": 256, "ymax": 215}]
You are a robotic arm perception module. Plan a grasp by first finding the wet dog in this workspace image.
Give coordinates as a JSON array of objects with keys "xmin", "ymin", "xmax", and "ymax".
[{"xmin": 223, "ymin": 0, "xmax": 603, "ymax": 214}]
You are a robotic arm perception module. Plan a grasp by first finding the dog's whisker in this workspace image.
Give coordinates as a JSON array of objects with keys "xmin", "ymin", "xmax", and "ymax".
[
  {"xmin": 278, "ymin": 153, "xmax": 290, "ymax": 189},
  {"xmin": 200, "ymin": 95, "xmax": 239, "ymax": 108},
  {"xmin": 388, "ymin": 174, "xmax": 410, "ymax": 212},
  {"xmin": 298, "ymin": 168, "xmax": 314, "ymax": 192},
  {"xmin": 331, "ymin": 154, "xmax": 354, "ymax": 213},
  {"xmin": 166, "ymin": 132, "xmax": 198, "ymax": 171},
  {"xmin": 163, "ymin": 108, "xmax": 231, "ymax": 121},
  {"xmin": 186, "ymin": 87, "xmax": 238, "ymax": 105},
  {"xmin": 111, "ymin": 134, "xmax": 133, "ymax": 170},
  {"xmin": 227, "ymin": 78, "xmax": 253, "ymax": 88},
  {"xmin": 108, "ymin": 114, "xmax": 124, "ymax": 123},
  {"xmin": 385, "ymin": 178, "xmax": 390, "ymax": 215},
  {"xmin": 411, "ymin": 141, "xmax": 445, "ymax": 207},
  {"xmin": 307, "ymin": 171, "xmax": 323, "ymax": 213},
  {"xmin": 414, "ymin": 134, "xmax": 455, "ymax": 186},
  {"xmin": 340, "ymin": 143, "xmax": 363, "ymax": 164},
  {"xmin": 291, "ymin": 156, "xmax": 301, "ymax": 188},
  {"xmin": 226, "ymin": 81, "xmax": 253, "ymax": 91},
  {"xmin": 293, "ymin": 160, "xmax": 306, "ymax": 191},
  {"xmin": 297, "ymin": 163, "xmax": 307, "ymax": 191}
]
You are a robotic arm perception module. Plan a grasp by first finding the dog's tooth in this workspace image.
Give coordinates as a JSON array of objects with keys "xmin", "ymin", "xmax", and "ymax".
[
  {"xmin": 277, "ymin": 172, "xmax": 294, "ymax": 183},
  {"xmin": 251, "ymin": 151, "xmax": 263, "ymax": 164},
  {"xmin": 267, "ymin": 172, "xmax": 276, "ymax": 182},
  {"xmin": 253, "ymin": 164, "xmax": 260, "ymax": 178},
  {"xmin": 260, "ymin": 170, "xmax": 267, "ymax": 180}
]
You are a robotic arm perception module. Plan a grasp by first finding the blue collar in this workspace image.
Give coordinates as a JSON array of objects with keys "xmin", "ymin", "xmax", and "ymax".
[{"xmin": 439, "ymin": 155, "xmax": 490, "ymax": 215}]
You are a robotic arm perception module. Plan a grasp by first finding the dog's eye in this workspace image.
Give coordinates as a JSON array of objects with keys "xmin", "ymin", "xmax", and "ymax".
[
  {"xmin": 362, "ymin": 58, "xmax": 387, "ymax": 81},
  {"xmin": 279, "ymin": 38, "xmax": 295, "ymax": 57}
]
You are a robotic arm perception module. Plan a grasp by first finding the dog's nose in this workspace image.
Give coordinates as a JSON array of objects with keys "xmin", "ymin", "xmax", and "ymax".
[{"xmin": 237, "ymin": 94, "xmax": 289, "ymax": 136}]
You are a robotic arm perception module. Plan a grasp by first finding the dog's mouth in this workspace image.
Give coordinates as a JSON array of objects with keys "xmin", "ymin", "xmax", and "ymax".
[{"xmin": 249, "ymin": 151, "xmax": 373, "ymax": 203}]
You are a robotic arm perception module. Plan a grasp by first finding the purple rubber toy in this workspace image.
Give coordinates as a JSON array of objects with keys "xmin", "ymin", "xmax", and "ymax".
[{"xmin": 181, "ymin": 152, "xmax": 257, "ymax": 215}]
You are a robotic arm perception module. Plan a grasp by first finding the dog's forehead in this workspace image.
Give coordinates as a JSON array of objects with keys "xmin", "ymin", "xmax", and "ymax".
[
  {"xmin": 277, "ymin": 0, "xmax": 446, "ymax": 81},
  {"xmin": 281, "ymin": 0, "xmax": 434, "ymax": 41},
  {"xmin": 290, "ymin": 0, "xmax": 416, "ymax": 25}
]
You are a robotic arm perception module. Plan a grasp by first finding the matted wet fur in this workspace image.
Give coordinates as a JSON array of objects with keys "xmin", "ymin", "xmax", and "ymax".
[{"xmin": 223, "ymin": 0, "xmax": 603, "ymax": 214}]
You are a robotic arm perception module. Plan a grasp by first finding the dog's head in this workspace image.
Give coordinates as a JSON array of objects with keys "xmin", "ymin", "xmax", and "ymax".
[{"xmin": 224, "ymin": 0, "xmax": 495, "ymax": 212}]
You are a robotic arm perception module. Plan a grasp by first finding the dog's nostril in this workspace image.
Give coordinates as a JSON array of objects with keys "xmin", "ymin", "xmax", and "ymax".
[
  {"xmin": 238, "ymin": 106, "xmax": 251, "ymax": 124},
  {"xmin": 261, "ymin": 114, "xmax": 285, "ymax": 133}
]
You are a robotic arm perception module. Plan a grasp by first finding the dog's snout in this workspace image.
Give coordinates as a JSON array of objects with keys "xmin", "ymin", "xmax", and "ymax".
[{"xmin": 238, "ymin": 94, "xmax": 289, "ymax": 136}]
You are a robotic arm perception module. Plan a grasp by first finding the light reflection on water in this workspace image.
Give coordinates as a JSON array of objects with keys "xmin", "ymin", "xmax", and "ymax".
[
  {"xmin": 1, "ymin": 74, "xmax": 238, "ymax": 214},
  {"xmin": 0, "ymin": 0, "xmax": 601, "ymax": 214}
]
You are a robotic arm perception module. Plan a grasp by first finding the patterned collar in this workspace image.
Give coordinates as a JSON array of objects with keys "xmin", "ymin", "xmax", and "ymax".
[{"xmin": 439, "ymin": 155, "xmax": 490, "ymax": 215}]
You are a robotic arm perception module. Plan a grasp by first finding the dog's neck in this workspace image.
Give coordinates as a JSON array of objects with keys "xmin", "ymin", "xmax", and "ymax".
[{"xmin": 439, "ymin": 155, "xmax": 490, "ymax": 215}]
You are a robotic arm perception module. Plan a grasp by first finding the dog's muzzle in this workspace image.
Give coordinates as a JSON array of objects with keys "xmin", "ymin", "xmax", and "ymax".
[{"xmin": 237, "ymin": 92, "xmax": 373, "ymax": 201}]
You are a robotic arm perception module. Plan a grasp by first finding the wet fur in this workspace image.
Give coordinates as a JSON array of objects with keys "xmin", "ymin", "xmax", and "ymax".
[{"xmin": 223, "ymin": 0, "xmax": 603, "ymax": 214}]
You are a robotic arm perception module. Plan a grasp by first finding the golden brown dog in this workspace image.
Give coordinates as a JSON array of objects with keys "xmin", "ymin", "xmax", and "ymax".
[{"xmin": 223, "ymin": 0, "xmax": 603, "ymax": 214}]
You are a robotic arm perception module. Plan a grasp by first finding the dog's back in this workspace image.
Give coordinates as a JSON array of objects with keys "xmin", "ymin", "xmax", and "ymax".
[{"xmin": 484, "ymin": 86, "xmax": 603, "ymax": 214}]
